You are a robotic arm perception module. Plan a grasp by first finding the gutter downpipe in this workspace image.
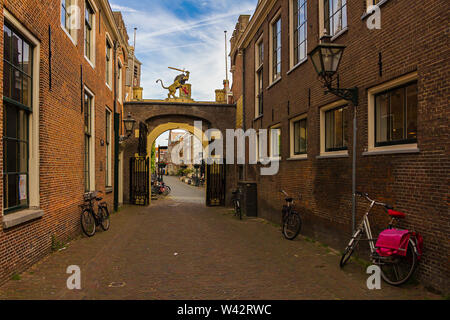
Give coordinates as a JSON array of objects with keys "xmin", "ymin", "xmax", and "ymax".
[{"xmin": 113, "ymin": 40, "xmax": 120, "ymax": 212}]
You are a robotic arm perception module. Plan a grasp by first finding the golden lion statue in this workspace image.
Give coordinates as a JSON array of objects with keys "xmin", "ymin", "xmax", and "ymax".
[{"xmin": 156, "ymin": 70, "xmax": 190, "ymax": 99}]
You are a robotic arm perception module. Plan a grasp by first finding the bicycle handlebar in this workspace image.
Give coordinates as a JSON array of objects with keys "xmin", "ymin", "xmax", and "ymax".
[
  {"xmin": 280, "ymin": 190, "xmax": 301, "ymax": 201},
  {"xmin": 355, "ymin": 191, "xmax": 392, "ymax": 209}
]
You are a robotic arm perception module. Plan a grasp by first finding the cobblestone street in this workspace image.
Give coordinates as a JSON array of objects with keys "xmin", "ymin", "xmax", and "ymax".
[{"xmin": 0, "ymin": 176, "xmax": 439, "ymax": 300}]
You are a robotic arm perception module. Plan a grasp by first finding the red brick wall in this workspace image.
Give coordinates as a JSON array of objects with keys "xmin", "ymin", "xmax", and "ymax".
[
  {"xmin": 233, "ymin": 0, "xmax": 449, "ymax": 293},
  {"xmin": 0, "ymin": 0, "xmax": 125, "ymax": 284}
]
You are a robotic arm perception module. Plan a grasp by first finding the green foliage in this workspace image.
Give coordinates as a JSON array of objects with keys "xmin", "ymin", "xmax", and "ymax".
[
  {"xmin": 11, "ymin": 273, "xmax": 21, "ymax": 281},
  {"xmin": 51, "ymin": 235, "xmax": 65, "ymax": 252},
  {"xmin": 176, "ymin": 168, "xmax": 194, "ymax": 176},
  {"xmin": 150, "ymin": 142, "xmax": 156, "ymax": 173}
]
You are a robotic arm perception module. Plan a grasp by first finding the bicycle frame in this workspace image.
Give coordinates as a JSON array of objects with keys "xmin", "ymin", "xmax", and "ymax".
[{"xmin": 356, "ymin": 200, "xmax": 378, "ymax": 254}]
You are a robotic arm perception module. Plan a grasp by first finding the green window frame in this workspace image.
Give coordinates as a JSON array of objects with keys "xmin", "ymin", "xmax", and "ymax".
[
  {"xmin": 3, "ymin": 23, "xmax": 33, "ymax": 213},
  {"xmin": 105, "ymin": 108, "xmax": 112, "ymax": 187},
  {"xmin": 84, "ymin": 92, "xmax": 93, "ymax": 192},
  {"xmin": 106, "ymin": 40, "xmax": 112, "ymax": 85}
]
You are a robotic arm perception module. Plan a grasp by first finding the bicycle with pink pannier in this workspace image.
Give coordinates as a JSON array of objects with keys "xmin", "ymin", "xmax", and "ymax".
[{"xmin": 340, "ymin": 192, "xmax": 423, "ymax": 286}]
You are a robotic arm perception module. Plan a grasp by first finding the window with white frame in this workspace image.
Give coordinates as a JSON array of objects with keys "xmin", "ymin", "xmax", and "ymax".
[
  {"xmin": 105, "ymin": 38, "xmax": 112, "ymax": 87},
  {"xmin": 290, "ymin": 115, "xmax": 307, "ymax": 157},
  {"xmin": 256, "ymin": 131, "xmax": 265, "ymax": 162},
  {"xmin": 84, "ymin": 90, "xmax": 94, "ymax": 191},
  {"xmin": 61, "ymin": 0, "xmax": 78, "ymax": 43},
  {"xmin": 293, "ymin": 0, "xmax": 307, "ymax": 65},
  {"xmin": 105, "ymin": 108, "xmax": 112, "ymax": 187},
  {"xmin": 325, "ymin": 105, "xmax": 348, "ymax": 152},
  {"xmin": 270, "ymin": 16, "xmax": 281, "ymax": 83},
  {"xmin": 270, "ymin": 126, "xmax": 281, "ymax": 158},
  {"xmin": 255, "ymin": 37, "xmax": 264, "ymax": 117},
  {"xmin": 367, "ymin": 73, "xmax": 418, "ymax": 152},
  {"xmin": 374, "ymin": 82, "xmax": 417, "ymax": 147},
  {"xmin": 323, "ymin": 0, "xmax": 347, "ymax": 37},
  {"xmin": 84, "ymin": 0, "xmax": 95, "ymax": 64}
]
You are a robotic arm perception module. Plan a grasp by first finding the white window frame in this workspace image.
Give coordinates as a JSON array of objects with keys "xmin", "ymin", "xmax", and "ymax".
[
  {"xmin": 319, "ymin": 100, "xmax": 349, "ymax": 157},
  {"xmin": 254, "ymin": 34, "xmax": 264, "ymax": 118},
  {"xmin": 319, "ymin": 0, "xmax": 348, "ymax": 39},
  {"xmin": 84, "ymin": 0, "xmax": 97, "ymax": 68},
  {"xmin": 289, "ymin": 114, "xmax": 308, "ymax": 159},
  {"xmin": 289, "ymin": 0, "xmax": 308, "ymax": 71},
  {"xmin": 105, "ymin": 107, "xmax": 112, "ymax": 188},
  {"xmin": 269, "ymin": 11, "xmax": 282, "ymax": 85},
  {"xmin": 105, "ymin": 34, "xmax": 113, "ymax": 90},
  {"xmin": 365, "ymin": 72, "xmax": 419, "ymax": 155},
  {"xmin": 84, "ymin": 86, "xmax": 96, "ymax": 191},
  {"xmin": 269, "ymin": 124, "xmax": 282, "ymax": 160},
  {"xmin": 60, "ymin": 0, "xmax": 78, "ymax": 45},
  {"xmin": 3, "ymin": 9, "xmax": 41, "ymax": 214}
]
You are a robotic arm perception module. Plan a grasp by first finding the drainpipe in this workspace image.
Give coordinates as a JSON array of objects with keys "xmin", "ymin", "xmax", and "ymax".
[
  {"xmin": 113, "ymin": 40, "xmax": 120, "ymax": 212},
  {"xmin": 242, "ymin": 48, "xmax": 246, "ymax": 179}
]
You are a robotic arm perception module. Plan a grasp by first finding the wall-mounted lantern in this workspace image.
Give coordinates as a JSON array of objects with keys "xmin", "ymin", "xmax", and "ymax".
[{"xmin": 308, "ymin": 36, "xmax": 359, "ymax": 233}]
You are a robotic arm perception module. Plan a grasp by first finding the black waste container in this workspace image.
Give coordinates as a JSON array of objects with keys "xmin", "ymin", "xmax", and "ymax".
[{"xmin": 238, "ymin": 181, "xmax": 257, "ymax": 217}]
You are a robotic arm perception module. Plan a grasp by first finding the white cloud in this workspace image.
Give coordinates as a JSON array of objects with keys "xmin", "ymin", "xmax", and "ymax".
[
  {"xmin": 110, "ymin": 4, "xmax": 137, "ymax": 12},
  {"xmin": 111, "ymin": 0, "xmax": 257, "ymax": 101}
]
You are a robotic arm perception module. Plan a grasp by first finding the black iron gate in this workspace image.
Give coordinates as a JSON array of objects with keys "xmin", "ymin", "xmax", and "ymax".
[
  {"xmin": 206, "ymin": 162, "xmax": 226, "ymax": 206},
  {"xmin": 130, "ymin": 157, "xmax": 149, "ymax": 206}
]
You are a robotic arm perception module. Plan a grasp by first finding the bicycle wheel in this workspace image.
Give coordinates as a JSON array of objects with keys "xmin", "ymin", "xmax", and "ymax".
[
  {"xmin": 81, "ymin": 209, "xmax": 96, "ymax": 237},
  {"xmin": 340, "ymin": 229, "xmax": 363, "ymax": 267},
  {"xmin": 99, "ymin": 206, "xmax": 110, "ymax": 231},
  {"xmin": 283, "ymin": 211, "xmax": 302, "ymax": 240},
  {"xmin": 380, "ymin": 240, "xmax": 417, "ymax": 286},
  {"xmin": 163, "ymin": 186, "xmax": 171, "ymax": 196},
  {"xmin": 236, "ymin": 201, "xmax": 242, "ymax": 220}
]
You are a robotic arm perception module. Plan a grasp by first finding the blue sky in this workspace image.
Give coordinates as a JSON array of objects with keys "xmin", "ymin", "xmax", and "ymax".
[{"xmin": 110, "ymin": 0, "xmax": 258, "ymax": 103}]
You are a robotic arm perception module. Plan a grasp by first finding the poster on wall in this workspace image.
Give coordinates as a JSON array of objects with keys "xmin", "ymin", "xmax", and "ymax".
[{"xmin": 19, "ymin": 174, "xmax": 27, "ymax": 201}]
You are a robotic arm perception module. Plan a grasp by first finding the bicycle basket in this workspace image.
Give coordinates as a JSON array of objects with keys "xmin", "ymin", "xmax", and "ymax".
[
  {"xmin": 375, "ymin": 229, "xmax": 410, "ymax": 257},
  {"xmin": 83, "ymin": 191, "xmax": 97, "ymax": 201}
]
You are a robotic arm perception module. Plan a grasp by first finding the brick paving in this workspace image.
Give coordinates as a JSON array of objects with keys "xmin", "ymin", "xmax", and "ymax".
[{"xmin": 0, "ymin": 177, "xmax": 440, "ymax": 300}]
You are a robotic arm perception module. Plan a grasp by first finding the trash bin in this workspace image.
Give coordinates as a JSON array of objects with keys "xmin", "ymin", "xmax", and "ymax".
[{"xmin": 238, "ymin": 181, "xmax": 257, "ymax": 217}]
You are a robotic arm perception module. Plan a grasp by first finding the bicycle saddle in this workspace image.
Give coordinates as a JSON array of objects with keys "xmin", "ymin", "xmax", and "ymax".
[
  {"xmin": 285, "ymin": 197, "xmax": 293, "ymax": 202},
  {"xmin": 96, "ymin": 197, "xmax": 103, "ymax": 201},
  {"xmin": 388, "ymin": 209, "xmax": 406, "ymax": 219}
]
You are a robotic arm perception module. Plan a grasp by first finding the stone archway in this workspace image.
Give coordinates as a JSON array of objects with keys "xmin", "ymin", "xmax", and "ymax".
[{"xmin": 121, "ymin": 100, "xmax": 236, "ymax": 205}]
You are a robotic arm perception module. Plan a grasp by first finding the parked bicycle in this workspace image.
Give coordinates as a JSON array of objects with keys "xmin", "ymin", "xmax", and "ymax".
[
  {"xmin": 151, "ymin": 180, "xmax": 171, "ymax": 196},
  {"xmin": 80, "ymin": 191, "xmax": 110, "ymax": 237},
  {"xmin": 340, "ymin": 191, "xmax": 423, "ymax": 286},
  {"xmin": 159, "ymin": 181, "xmax": 171, "ymax": 196},
  {"xmin": 280, "ymin": 190, "xmax": 302, "ymax": 240},
  {"xmin": 232, "ymin": 188, "xmax": 242, "ymax": 220}
]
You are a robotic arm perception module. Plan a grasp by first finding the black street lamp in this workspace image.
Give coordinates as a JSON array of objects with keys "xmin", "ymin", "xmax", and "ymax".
[
  {"xmin": 308, "ymin": 40, "xmax": 358, "ymax": 105},
  {"xmin": 123, "ymin": 112, "xmax": 137, "ymax": 136},
  {"xmin": 308, "ymin": 37, "xmax": 359, "ymax": 233}
]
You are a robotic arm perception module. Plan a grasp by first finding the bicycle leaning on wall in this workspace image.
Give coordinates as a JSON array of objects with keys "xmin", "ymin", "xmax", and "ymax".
[
  {"xmin": 280, "ymin": 190, "xmax": 302, "ymax": 240},
  {"xmin": 340, "ymin": 191, "xmax": 423, "ymax": 286},
  {"xmin": 80, "ymin": 191, "xmax": 110, "ymax": 237}
]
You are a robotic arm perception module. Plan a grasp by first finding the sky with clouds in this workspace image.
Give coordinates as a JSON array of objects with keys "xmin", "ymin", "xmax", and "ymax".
[{"xmin": 110, "ymin": 0, "xmax": 258, "ymax": 102}]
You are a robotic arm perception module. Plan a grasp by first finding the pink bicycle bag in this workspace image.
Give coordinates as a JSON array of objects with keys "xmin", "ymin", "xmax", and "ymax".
[{"xmin": 376, "ymin": 229, "xmax": 410, "ymax": 257}]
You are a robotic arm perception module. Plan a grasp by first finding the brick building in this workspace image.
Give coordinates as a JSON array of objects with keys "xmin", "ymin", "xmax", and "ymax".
[
  {"xmin": 230, "ymin": 0, "xmax": 449, "ymax": 293},
  {"xmin": 0, "ymin": 0, "xmax": 139, "ymax": 284}
]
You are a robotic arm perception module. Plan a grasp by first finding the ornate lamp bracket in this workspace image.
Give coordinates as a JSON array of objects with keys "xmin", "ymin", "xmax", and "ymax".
[{"xmin": 325, "ymin": 86, "xmax": 359, "ymax": 106}]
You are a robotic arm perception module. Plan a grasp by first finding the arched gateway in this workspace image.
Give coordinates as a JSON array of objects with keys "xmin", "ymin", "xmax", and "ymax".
[{"xmin": 121, "ymin": 99, "xmax": 236, "ymax": 207}]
